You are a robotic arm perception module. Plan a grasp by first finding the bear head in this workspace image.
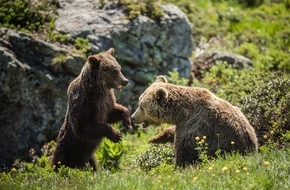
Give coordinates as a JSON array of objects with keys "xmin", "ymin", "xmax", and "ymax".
[
  {"xmin": 87, "ymin": 48, "xmax": 129, "ymax": 91},
  {"xmin": 131, "ymin": 75, "xmax": 170, "ymax": 128}
]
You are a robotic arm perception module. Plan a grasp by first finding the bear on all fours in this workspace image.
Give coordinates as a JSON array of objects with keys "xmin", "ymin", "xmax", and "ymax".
[{"xmin": 132, "ymin": 75, "xmax": 258, "ymax": 167}]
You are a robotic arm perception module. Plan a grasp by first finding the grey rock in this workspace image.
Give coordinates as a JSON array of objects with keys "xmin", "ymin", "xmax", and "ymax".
[
  {"xmin": 55, "ymin": 0, "xmax": 193, "ymax": 108},
  {"xmin": 192, "ymin": 50, "xmax": 252, "ymax": 79},
  {"xmin": 0, "ymin": 28, "xmax": 83, "ymax": 167}
]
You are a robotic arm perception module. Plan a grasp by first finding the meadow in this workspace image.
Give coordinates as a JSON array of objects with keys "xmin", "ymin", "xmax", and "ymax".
[{"xmin": 1, "ymin": 128, "xmax": 290, "ymax": 189}]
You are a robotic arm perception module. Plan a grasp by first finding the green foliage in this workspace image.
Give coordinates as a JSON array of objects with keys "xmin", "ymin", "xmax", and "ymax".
[
  {"xmin": 74, "ymin": 37, "xmax": 91, "ymax": 55},
  {"xmin": 118, "ymin": 0, "xmax": 164, "ymax": 20},
  {"xmin": 46, "ymin": 20, "xmax": 70, "ymax": 43},
  {"xmin": 96, "ymin": 138, "xmax": 124, "ymax": 171},
  {"xmin": 136, "ymin": 143, "xmax": 174, "ymax": 171},
  {"xmin": 195, "ymin": 136, "xmax": 210, "ymax": 163},
  {"xmin": 213, "ymin": 0, "xmax": 265, "ymax": 7},
  {"xmin": 240, "ymin": 78, "xmax": 290, "ymax": 146},
  {"xmin": 166, "ymin": 69, "xmax": 189, "ymax": 85},
  {"xmin": 236, "ymin": 43, "xmax": 261, "ymax": 60},
  {"xmin": 41, "ymin": 141, "xmax": 56, "ymax": 158},
  {"xmin": 1, "ymin": 145, "xmax": 290, "ymax": 189},
  {"xmin": 0, "ymin": 0, "xmax": 58, "ymax": 32}
]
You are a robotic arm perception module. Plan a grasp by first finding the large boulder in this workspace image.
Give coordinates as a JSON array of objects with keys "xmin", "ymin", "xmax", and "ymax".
[
  {"xmin": 192, "ymin": 38, "xmax": 252, "ymax": 80},
  {"xmin": 55, "ymin": 0, "xmax": 194, "ymax": 109},
  {"xmin": 0, "ymin": 28, "xmax": 83, "ymax": 167}
]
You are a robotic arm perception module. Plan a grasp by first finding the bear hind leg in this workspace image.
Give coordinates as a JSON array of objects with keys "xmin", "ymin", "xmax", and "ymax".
[
  {"xmin": 175, "ymin": 142, "xmax": 199, "ymax": 167},
  {"xmin": 89, "ymin": 156, "xmax": 98, "ymax": 171}
]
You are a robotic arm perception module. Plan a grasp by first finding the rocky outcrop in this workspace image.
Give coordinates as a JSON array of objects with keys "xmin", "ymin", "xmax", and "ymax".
[
  {"xmin": 55, "ymin": 0, "xmax": 193, "ymax": 109},
  {"xmin": 0, "ymin": 1, "xmax": 193, "ymax": 167},
  {"xmin": 0, "ymin": 28, "xmax": 83, "ymax": 167},
  {"xmin": 192, "ymin": 38, "xmax": 252, "ymax": 80}
]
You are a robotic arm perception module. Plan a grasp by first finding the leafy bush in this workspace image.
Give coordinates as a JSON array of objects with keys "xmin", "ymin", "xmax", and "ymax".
[
  {"xmin": 0, "ymin": 0, "xmax": 58, "ymax": 32},
  {"xmin": 118, "ymin": 0, "xmax": 164, "ymax": 20},
  {"xmin": 166, "ymin": 69, "xmax": 189, "ymax": 86},
  {"xmin": 136, "ymin": 143, "xmax": 174, "ymax": 172},
  {"xmin": 96, "ymin": 139, "xmax": 124, "ymax": 171},
  {"xmin": 74, "ymin": 37, "xmax": 91, "ymax": 56},
  {"xmin": 240, "ymin": 78, "xmax": 290, "ymax": 146}
]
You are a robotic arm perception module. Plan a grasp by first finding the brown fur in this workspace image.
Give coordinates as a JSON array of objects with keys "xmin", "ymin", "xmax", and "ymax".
[
  {"xmin": 51, "ymin": 48, "xmax": 132, "ymax": 171},
  {"xmin": 149, "ymin": 125, "xmax": 175, "ymax": 144},
  {"xmin": 132, "ymin": 75, "xmax": 258, "ymax": 167}
]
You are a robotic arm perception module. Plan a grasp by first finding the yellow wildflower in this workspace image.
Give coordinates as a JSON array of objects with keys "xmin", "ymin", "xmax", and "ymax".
[
  {"xmin": 222, "ymin": 166, "xmax": 228, "ymax": 172},
  {"xmin": 264, "ymin": 161, "xmax": 270, "ymax": 166},
  {"xmin": 242, "ymin": 167, "xmax": 248, "ymax": 171},
  {"xmin": 230, "ymin": 141, "xmax": 235, "ymax": 145},
  {"xmin": 195, "ymin": 136, "xmax": 200, "ymax": 141},
  {"xmin": 202, "ymin": 136, "xmax": 207, "ymax": 140},
  {"xmin": 193, "ymin": 177, "xmax": 198, "ymax": 182},
  {"xmin": 235, "ymin": 169, "xmax": 240, "ymax": 174},
  {"xmin": 270, "ymin": 131, "xmax": 274, "ymax": 135},
  {"xmin": 263, "ymin": 135, "xmax": 268, "ymax": 140}
]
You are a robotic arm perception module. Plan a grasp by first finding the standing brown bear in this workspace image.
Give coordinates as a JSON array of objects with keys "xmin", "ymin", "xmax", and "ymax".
[
  {"xmin": 51, "ymin": 48, "xmax": 132, "ymax": 171},
  {"xmin": 132, "ymin": 75, "xmax": 258, "ymax": 167}
]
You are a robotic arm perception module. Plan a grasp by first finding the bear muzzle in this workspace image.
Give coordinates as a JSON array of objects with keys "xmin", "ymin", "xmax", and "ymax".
[
  {"xmin": 114, "ymin": 73, "xmax": 129, "ymax": 91},
  {"xmin": 131, "ymin": 109, "xmax": 150, "ymax": 128}
]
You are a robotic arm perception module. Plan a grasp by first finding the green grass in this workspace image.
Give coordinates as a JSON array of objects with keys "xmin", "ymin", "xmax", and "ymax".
[{"xmin": 1, "ymin": 129, "xmax": 290, "ymax": 190}]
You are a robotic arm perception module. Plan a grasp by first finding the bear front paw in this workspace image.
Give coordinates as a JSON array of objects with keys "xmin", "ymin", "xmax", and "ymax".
[
  {"xmin": 122, "ymin": 119, "xmax": 133, "ymax": 133},
  {"xmin": 148, "ymin": 138, "xmax": 157, "ymax": 144},
  {"xmin": 110, "ymin": 131, "xmax": 122, "ymax": 143}
]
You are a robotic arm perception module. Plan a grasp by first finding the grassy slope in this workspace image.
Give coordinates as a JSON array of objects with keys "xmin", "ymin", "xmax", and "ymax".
[{"xmin": 1, "ymin": 131, "xmax": 290, "ymax": 190}]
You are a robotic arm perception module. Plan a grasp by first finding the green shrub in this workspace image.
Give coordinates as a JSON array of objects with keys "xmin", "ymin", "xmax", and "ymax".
[
  {"xmin": 236, "ymin": 43, "xmax": 261, "ymax": 60},
  {"xmin": 166, "ymin": 69, "xmax": 189, "ymax": 86},
  {"xmin": 136, "ymin": 143, "xmax": 174, "ymax": 172},
  {"xmin": 118, "ymin": 0, "xmax": 164, "ymax": 20},
  {"xmin": 238, "ymin": 0, "xmax": 265, "ymax": 7},
  {"xmin": 96, "ymin": 139, "xmax": 124, "ymax": 171},
  {"xmin": 46, "ymin": 20, "xmax": 70, "ymax": 43},
  {"xmin": 74, "ymin": 37, "xmax": 91, "ymax": 55},
  {"xmin": 192, "ymin": 61, "xmax": 247, "ymax": 103},
  {"xmin": 0, "ymin": 0, "xmax": 58, "ymax": 32},
  {"xmin": 240, "ymin": 78, "xmax": 290, "ymax": 146}
]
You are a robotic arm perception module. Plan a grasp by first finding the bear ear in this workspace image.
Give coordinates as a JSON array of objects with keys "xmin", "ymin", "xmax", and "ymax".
[
  {"xmin": 88, "ymin": 55, "xmax": 100, "ymax": 65},
  {"xmin": 155, "ymin": 87, "xmax": 168, "ymax": 102},
  {"xmin": 156, "ymin": 75, "xmax": 167, "ymax": 83},
  {"xmin": 106, "ymin": 47, "xmax": 115, "ymax": 56}
]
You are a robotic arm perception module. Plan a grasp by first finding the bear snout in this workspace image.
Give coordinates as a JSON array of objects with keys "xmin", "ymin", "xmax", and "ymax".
[
  {"xmin": 131, "ymin": 113, "xmax": 137, "ymax": 123},
  {"xmin": 118, "ymin": 72, "xmax": 129, "ymax": 86},
  {"xmin": 122, "ymin": 78, "xmax": 129, "ymax": 86},
  {"xmin": 131, "ymin": 110, "xmax": 141, "ymax": 124}
]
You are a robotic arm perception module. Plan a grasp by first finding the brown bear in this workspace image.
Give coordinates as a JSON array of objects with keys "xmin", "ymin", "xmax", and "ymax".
[
  {"xmin": 132, "ymin": 75, "xmax": 258, "ymax": 167},
  {"xmin": 149, "ymin": 125, "xmax": 175, "ymax": 144},
  {"xmin": 51, "ymin": 48, "xmax": 132, "ymax": 171}
]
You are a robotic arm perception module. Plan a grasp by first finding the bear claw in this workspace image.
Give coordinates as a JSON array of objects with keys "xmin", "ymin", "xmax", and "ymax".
[{"xmin": 111, "ymin": 131, "xmax": 122, "ymax": 143}]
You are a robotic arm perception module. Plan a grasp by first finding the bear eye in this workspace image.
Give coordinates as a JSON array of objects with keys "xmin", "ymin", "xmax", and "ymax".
[{"xmin": 102, "ymin": 66, "xmax": 109, "ymax": 71}]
